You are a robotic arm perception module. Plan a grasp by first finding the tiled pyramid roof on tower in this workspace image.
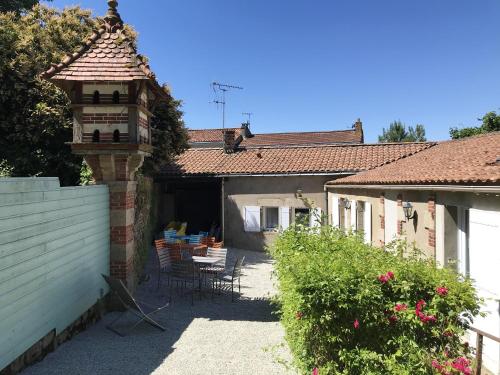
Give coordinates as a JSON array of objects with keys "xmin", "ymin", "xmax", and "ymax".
[{"xmin": 41, "ymin": 0, "xmax": 167, "ymax": 98}]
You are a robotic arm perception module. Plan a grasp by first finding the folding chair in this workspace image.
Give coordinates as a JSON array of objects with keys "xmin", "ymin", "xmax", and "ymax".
[{"xmin": 102, "ymin": 275, "xmax": 170, "ymax": 336}]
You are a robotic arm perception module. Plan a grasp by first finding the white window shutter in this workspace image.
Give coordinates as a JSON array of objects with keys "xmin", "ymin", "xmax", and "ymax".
[
  {"xmin": 331, "ymin": 196, "xmax": 340, "ymax": 227},
  {"xmin": 279, "ymin": 207, "xmax": 290, "ymax": 230},
  {"xmin": 364, "ymin": 202, "xmax": 372, "ymax": 244},
  {"xmin": 244, "ymin": 206, "xmax": 261, "ymax": 232},
  {"xmin": 310, "ymin": 207, "xmax": 322, "ymax": 227},
  {"xmin": 350, "ymin": 200, "xmax": 357, "ymax": 230}
]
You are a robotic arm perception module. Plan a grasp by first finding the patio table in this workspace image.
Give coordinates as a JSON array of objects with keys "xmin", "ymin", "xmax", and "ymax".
[
  {"xmin": 177, "ymin": 243, "xmax": 208, "ymax": 256},
  {"xmin": 192, "ymin": 256, "xmax": 219, "ymax": 293}
]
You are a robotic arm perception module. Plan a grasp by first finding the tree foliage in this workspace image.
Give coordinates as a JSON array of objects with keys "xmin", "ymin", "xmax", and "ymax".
[
  {"xmin": 0, "ymin": 0, "xmax": 47, "ymax": 14},
  {"xmin": 378, "ymin": 121, "xmax": 427, "ymax": 143},
  {"xmin": 449, "ymin": 111, "xmax": 500, "ymax": 139},
  {"xmin": 0, "ymin": 5, "xmax": 98, "ymax": 185},
  {"xmin": 141, "ymin": 86, "xmax": 190, "ymax": 175},
  {"xmin": 0, "ymin": 4, "xmax": 187, "ymax": 185}
]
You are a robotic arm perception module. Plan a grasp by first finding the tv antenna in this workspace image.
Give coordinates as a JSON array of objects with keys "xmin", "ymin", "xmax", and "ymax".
[
  {"xmin": 211, "ymin": 82, "xmax": 243, "ymax": 129},
  {"xmin": 242, "ymin": 112, "xmax": 253, "ymax": 124}
]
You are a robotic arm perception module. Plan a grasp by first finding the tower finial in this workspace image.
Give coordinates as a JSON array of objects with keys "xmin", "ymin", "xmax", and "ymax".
[{"xmin": 104, "ymin": 0, "xmax": 123, "ymax": 29}]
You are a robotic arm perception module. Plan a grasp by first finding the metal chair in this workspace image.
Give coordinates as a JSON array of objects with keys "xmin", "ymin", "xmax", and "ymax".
[
  {"xmin": 154, "ymin": 241, "xmax": 172, "ymax": 290},
  {"xmin": 215, "ymin": 256, "xmax": 245, "ymax": 301},
  {"xmin": 188, "ymin": 234, "xmax": 203, "ymax": 244},
  {"xmin": 102, "ymin": 275, "xmax": 170, "ymax": 336},
  {"xmin": 169, "ymin": 260, "xmax": 196, "ymax": 305}
]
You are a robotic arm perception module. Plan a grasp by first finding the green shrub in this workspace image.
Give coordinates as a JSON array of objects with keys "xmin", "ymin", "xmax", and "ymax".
[{"xmin": 269, "ymin": 225, "xmax": 481, "ymax": 375}]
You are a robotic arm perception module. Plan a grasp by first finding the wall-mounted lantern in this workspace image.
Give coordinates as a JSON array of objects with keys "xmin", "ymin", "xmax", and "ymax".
[
  {"xmin": 344, "ymin": 199, "xmax": 351, "ymax": 209},
  {"xmin": 295, "ymin": 188, "xmax": 303, "ymax": 198},
  {"xmin": 402, "ymin": 201, "xmax": 415, "ymax": 221}
]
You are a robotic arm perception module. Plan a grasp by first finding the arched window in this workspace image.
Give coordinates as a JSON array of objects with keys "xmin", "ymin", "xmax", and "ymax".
[
  {"xmin": 112, "ymin": 90, "xmax": 120, "ymax": 104},
  {"xmin": 113, "ymin": 129, "xmax": 120, "ymax": 143},
  {"xmin": 92, "ymin": 129, "xmax": 100, "ymax": 143},
  {"xmin": 92, "ymin": 90, "xmax": 100, "ymax": 104}
]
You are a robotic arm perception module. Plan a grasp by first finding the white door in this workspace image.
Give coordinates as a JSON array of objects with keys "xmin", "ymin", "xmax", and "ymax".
[
  {"xmin": 384, "ymin": 199, "xmax": 398, "ymax": 244},
  {"xmin": 469, "ymin": 208, "xmax": 500, "ymax": 374}
]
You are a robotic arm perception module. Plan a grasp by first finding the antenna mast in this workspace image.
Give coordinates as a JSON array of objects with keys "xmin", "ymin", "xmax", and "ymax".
[
  {"xmin": 242, "ymin": 112, "xmax": 253, "ymax": 125},
  {"xmin": 212, "ymin": 82, "xmax": 243, "ymax": 130}
]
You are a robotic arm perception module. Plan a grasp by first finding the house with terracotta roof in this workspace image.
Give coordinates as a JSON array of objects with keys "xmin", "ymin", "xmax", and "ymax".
[
  {"xmin": 325, "ymin": 132, "xmax": 500, "ymax": 374},
  {"xmin": 157, "ymin": 119, "xmax": 434, "ymax": 251}
]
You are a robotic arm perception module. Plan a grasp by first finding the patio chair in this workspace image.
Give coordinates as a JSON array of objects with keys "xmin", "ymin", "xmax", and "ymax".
[
  {"xmin": 206, "ymin": 247, "xmax": 227, "ymax": 271},
  {"xmin": 155, "ymin": 244, "xmax": 172, "ymax": 290},
  {"xmin": 201, "ymin": 236, "xmax": 216, "ymax": 247},
  {"xmin": 102, "ymin": 275, "xmax": 169, "ymax": 336},
  {"xmin": 211, "ymin": 241, "xmax": 224, "ymax": 248},
  {"xmin": 215, "ymin": 256, "xmax": 245, "ymax": 302},
  {"xmin": 163, "ymin": 229, "xmax": 176, "ymax": 239},
  {"xmin": 188, "ymin": 234, "xmax": 203, "ymax": 244},
  {"xmin": 169, "ymin": 260, "xmax": 196, "ymax": 304}
]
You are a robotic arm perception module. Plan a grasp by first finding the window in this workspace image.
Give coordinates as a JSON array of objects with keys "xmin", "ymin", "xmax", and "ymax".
[
  {"xmin": 263, "ymin": 207, "xmax": 279, "ymax": 230},
  {"xmin": 294, "ymin": 208, "xmax": 310, "ymax": 226},
  {"xmin": 112, "ymin": 90, "xmax": 120, "ymax": 104},
  {"xmin": 92, "ymin": 90, "xmax": 100, "ymax": 104},
  {"xmin": 113, "ymin": 129, "xmax": 120, "ymax": 143},
  {"xmin": 243, "ymin": 206, "xmax": 290, "ymax": 232},
  {"xmin": 92, "ymin": 129, "xmax": 100, "ymax": 143}
]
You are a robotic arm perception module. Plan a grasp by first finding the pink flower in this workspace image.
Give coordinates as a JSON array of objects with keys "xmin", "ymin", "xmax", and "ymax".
[
  {"xmin": 431, "ymin": 360, "xmax": 442, "ymax": 370},
  {"xmin": 386, "ymin": 271, "xmax": 395, "ymax": 279},
  {"xmin": 436, "ymin": 286, "xmax": 449, "ymax": 296},
  {"xmin": 416, "ymin": 299, "xmax": 426, "ymax": 311},
  {"xmin": 312, "ymin": 367, "xmax": 319, "ymax": 375},
  {"xmin": 388, "ymin": 315, "xmax": 398, "ymax": 323},
  {"xmin": 423, "ymin": 315, "xmax": 437, "ymax": 323},
  {"xmin": 377, "ymin": 274, "xmax": 389, "ymax": 283},
  {"xmin": 353, "ymin": 319, "xmax": 359, "ymax": 329},
  {"xmin": 395, "ymin": 303, "xmax": 407, "ymax": 311},
  {"xmin": 443, "ymin": 330, "xmax": 453, "ymax": 337}
]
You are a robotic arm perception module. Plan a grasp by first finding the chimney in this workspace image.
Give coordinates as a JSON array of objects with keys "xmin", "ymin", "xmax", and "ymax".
[
  {"xmin": 240, "ymin": 122, "xmax": 254, "ymax": 139},
  {"xmin": 353, "ymin": 118, "xmax": 364, "ymax": 143},
  {"xmin": 223, "ymin": 129, "xmax": 236, "ymax": 153}
]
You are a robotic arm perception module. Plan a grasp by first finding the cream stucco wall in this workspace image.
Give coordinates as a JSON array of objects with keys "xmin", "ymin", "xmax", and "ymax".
[
  {"xmin": 223, "ymin": 175, "xmax": 336, "ymax": 251},
  {"xmin": 327, "ymin": 186, "xmax": 500, "ymax": 266}
]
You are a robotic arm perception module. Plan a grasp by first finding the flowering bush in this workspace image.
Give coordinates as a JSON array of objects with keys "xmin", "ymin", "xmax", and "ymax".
[{"xmin": 269, "ymin": 225, "xmax": 480, "ymax": 374}]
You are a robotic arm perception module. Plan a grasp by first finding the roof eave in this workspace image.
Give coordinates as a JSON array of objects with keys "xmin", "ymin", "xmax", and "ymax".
[{"xmin": 324, "ymin": 183, "xmax": 500, "ymax": 194}]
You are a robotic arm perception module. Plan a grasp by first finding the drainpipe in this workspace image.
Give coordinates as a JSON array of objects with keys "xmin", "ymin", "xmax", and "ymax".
[{"xmin": 221, "ymin": 178, "xmax": 225, "ymax": 243}]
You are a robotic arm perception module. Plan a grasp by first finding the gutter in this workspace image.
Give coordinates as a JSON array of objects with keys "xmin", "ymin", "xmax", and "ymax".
[{"xmin": 323, "ymin": 184, "xmax": 500, "ymax": 194}]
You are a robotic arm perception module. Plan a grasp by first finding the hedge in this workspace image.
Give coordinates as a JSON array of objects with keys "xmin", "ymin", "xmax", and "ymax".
[{"xmin": 269, "ymin": 225, "xmax": 481, "ymax": 375}]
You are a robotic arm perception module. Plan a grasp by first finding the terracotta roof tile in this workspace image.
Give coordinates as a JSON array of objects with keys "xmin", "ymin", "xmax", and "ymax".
[
  {"xmin": 187, "ymin": 128, "xmax": 362, "ymax": 146},
  {"xmin": 330, "ymin": 132, "xmax": 500, "ymax": 186},
  {"xmin": 241, "ymin": 130, "xmax": 362, "ymax": 146},
  {"xmin": 188, "ymin": 128, "xmax": 241, "ymax": 143},
  {"xmin": 161, "ymin": 142, "xmax": 434, "ymax": 176}
]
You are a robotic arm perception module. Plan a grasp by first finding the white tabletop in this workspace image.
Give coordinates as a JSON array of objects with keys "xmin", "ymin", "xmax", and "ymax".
[{"xmin": 192, "ymin": 256, "xmax": 218, "ymax": 264}]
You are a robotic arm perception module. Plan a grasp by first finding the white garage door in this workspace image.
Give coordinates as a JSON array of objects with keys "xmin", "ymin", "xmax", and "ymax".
[{"xmin": 469, "ymin": 208, "xmax": 500, "ymax": 374}]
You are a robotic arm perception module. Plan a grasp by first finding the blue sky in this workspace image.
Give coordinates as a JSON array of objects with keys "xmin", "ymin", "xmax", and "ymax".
[{"xmin": 46, "ymin": 0, "xmax": 500, "ymax": 142}]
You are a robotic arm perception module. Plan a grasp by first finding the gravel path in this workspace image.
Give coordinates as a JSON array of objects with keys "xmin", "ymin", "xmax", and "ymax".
[{"xmin": 23, "ymin": 248, "xmax": 295, "ymax": 375}]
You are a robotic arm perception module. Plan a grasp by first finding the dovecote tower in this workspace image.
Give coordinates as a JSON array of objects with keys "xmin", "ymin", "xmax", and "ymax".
[{"xmin": 42, "ymin": 0, "xmax": 168, "ymax": 287}]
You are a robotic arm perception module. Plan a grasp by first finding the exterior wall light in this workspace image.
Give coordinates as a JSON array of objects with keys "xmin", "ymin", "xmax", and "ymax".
[
  {"xmin": 402, "ymin": 201, "xmax": 415, "ymax": 220},
  {"xmin": 344, "ymin": 199, "xmax": 351, "ymax": 209},
  {"xmin": 295, "ymin": 188, "xmax": 303, "ymax": 198}
]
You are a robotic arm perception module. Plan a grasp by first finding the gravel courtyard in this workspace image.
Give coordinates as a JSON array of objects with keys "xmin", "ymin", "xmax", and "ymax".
[{"xmin": 23, "ymin": 248, "xmax": 295, "ymax": 375}]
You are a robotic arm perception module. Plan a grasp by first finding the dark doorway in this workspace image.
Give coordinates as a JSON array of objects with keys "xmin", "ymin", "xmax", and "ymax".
[{"xmin": 159, "ymin": 178, "xmax": 222, "ymax": 236}]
